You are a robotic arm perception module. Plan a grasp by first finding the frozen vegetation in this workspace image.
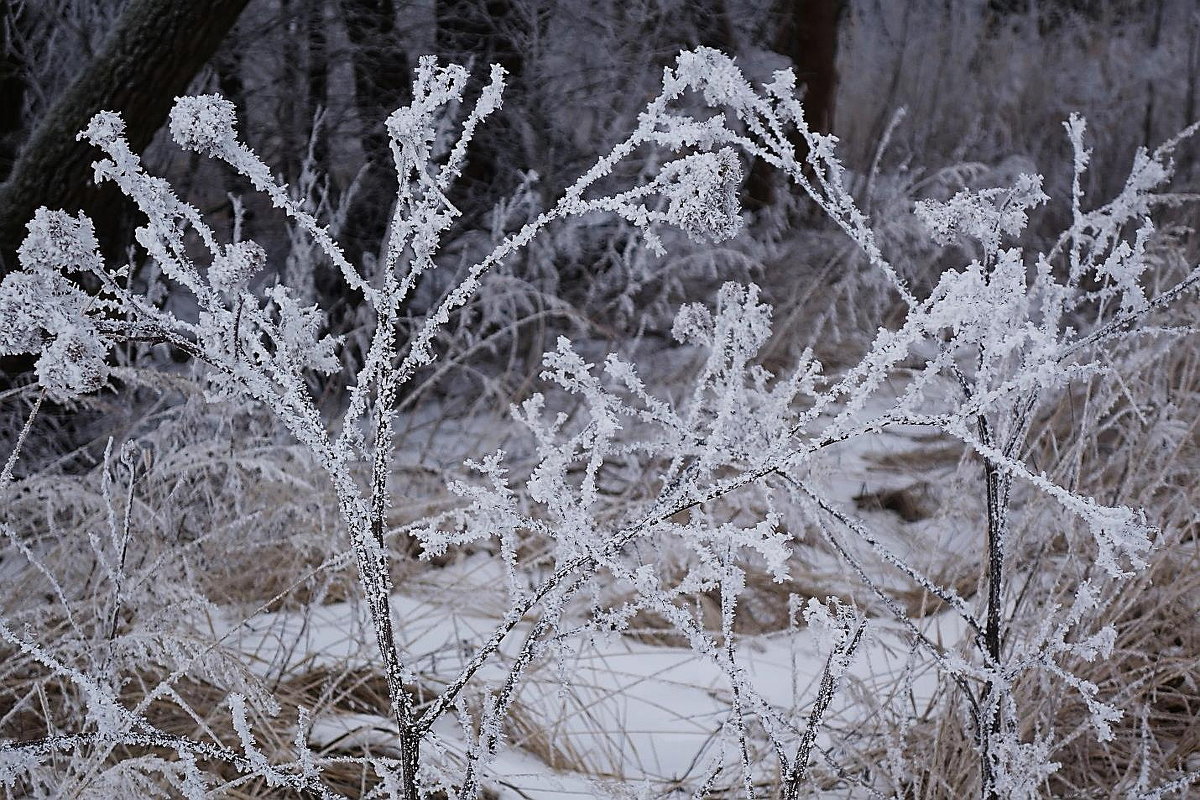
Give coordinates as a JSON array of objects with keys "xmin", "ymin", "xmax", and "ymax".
[{"xmin": 1, "ymin": 2, "xmax": 1199, "ymax": 798}]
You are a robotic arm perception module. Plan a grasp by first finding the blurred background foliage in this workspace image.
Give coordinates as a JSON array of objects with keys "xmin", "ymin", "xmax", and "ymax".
[
  {"xmin": 1, "ymin": 0, "xmax": 1197, "ymax": 449},
  {"xmin": 4, "ymin": 0, "xmax": 1194, "ymax": 274}
]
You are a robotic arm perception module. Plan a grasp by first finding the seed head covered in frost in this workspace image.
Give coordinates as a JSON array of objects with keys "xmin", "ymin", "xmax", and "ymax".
[
  {"xmin": 915, "ymin": 173, "xmax": 1048, "ymax": 252},
  {"xmin": 1094, "ymin": 220, "xmax": 1153, "ymax": 315},
  {"xmin": 672, "ymin": 282, "xmax": 771, "ymax": 354},
  {"xmin": 385, "ymin": 56, "xmax": 469, "ymax": 145},
  {"xmin": 989, "ymin": 736, "xmax": 1061, "ymax": 800},
  {"xmin": 170, "ymin": 95, "xmax": 239, "ymax": 158},
  {"xmin": 0, "ymin": 273, "xmax": 67, "ymax": 356},
  {"xmin": 78, "ymin": 110, "xmax": 125, "ymax": 147},
  {"xmin": 803, "ymin": 597, "xmax": 860, "ymax": 657},
  {"xmin": 0, "ymin": 210, "xmax": 111, "ymax": 400},
  {"xmin": 673, "ymin": 47, "xmax": 756, "ymax": 112},
  {"xmin": 659, "ymin": 147, "xmax": 743, "ymax": 243},
  {"xmin": 210, "ymin": 240, "xmax": 267, "ymax": 293},
  {"xmin": 264, "ymin": 286, "xmax": 339, "ymax": 374},
  {"xmin": 16, "ymin": 208, "xmax": 104, "ymax": 275},
  {"xmin": 1083, "ymin": 502, "xmax": 1152, "ymax": 576},
  {"xmin": 2, "ymin": 276, "xmax": 112, "ymax": 401},
  {"xmin": 35, "ymin": 323, "xmax": 109, "ymax": 401},
  {"xmin": 0, "ymin": 749, "xmax": 42, "ymax": 789}
]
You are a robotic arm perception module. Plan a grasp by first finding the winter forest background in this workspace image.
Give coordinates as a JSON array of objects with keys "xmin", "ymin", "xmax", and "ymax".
[{"xmin": 1, "ymin": 0, "xmax": 1199, "ymax": 797}]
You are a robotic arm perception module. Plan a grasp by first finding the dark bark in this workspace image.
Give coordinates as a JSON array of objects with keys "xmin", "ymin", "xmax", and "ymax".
[
  {"xmin": 744, "ymin": 0, "xmax": 846, "ymax": 212},
  {"xmin": 775, "ymin": 0, "xmax": 844, "ymax": 138},
  {"xmin": 691, "ymin": 0, "xmax": 735, "ymax": 51},
  {"xmin": 436, "ymin": 0, "xmax": 525, "ymax": 83},
  {"xmin": 306, "ymin": 0, "xmax": 329, "ymax": 169},
  {"xmin": 645, "ymin": 0, "xmax": 735, "ymax": 61},
  {"xmin": 1142, "ymin": 0, "xmax": 1166, "ymax": 148},
  {"xmin": 274, "ymin": 0, "xmax": 329, "ymax": 183},
  {"xmin": 1188, "ymin": 12, "xmax": 1199, "ymax": 129},
  {"xmin": 0, "ymin": 0, "xmax": 251, "ymax": 273}
]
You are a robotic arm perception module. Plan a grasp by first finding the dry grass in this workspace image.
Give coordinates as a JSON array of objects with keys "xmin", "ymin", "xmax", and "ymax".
[
  {"xmin": 823, "ymin": 282, "xmax": 1200, "ymax": 798},
  {"xmin": 1041, "ymin": 536, "xmax": 1200, "ymax": 796}
]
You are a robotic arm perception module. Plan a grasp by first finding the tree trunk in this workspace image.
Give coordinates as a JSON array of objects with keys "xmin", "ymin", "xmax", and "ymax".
[
  {"xmin": 775, "ymin": 0, "xmax": 844, "ymax": 138},
  {"xmin": 744, "ymin": 0, "xmax": 846, "ymax": 212},
  {"xmin": 0, "ymin": 0, "xmax": 251, "ymax": 272},
  {"xmin": 306, "ymin": 0, "xmax": 329, "ymax": 171}
]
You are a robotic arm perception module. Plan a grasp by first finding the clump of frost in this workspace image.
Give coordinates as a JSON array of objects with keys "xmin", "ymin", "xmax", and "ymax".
[
  {"xmin": 15, "ymin": 206, "xmax": 105, "ymax": 275},
  {"xmin": 0, "ymin": 749, "xmax": 42, "ymax": 790},
  {"xmin": 802, "ymin": 596, "xmax": 864, "ymax": 670},
  {"xmin": 78, "ymin": 109, "xmax": 125, "ymax": 148},
  {"xmin": 263, "ymin": 285, "xmax": 340, "ymax": 374},
  {"xmin": 169, "ymin": 94, "xmax": 240, "ymax": 158},
  {"xmin": 659, "ymin": 147, "xmax": 744, "ymax": 242},
  {"xmin": 210, "ymin": 239, "xmax": 266, "ymax": 294},
  {"xmin": 988, "ymin": 735, "xmax": 1061, "ymax": 800},
  {"xmin": 915, "ymin": 173, "xmax": 1048, "ymax": 251},
  {"xmin": 35, "ymin": 323, "xmax": 110, "ymax": 400},
  {"xmin": 0, "ymin": 209, "xmax": 111, "ymax": 400},
  {"xmin": 672, "ymin": 47, "xmax": 758, "ymax": 112}
]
